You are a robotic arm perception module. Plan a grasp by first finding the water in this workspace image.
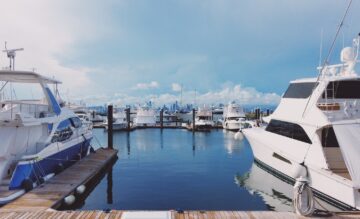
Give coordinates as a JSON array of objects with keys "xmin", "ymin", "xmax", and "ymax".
[{"xmin": 75, "ymin": 128, "xmax": 292, "ymax": 211}]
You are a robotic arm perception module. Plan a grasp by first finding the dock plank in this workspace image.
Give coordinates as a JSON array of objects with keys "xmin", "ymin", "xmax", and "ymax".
[{"xmin": 1, "ymin": 148, "xmax": 117, "ymax": 211}]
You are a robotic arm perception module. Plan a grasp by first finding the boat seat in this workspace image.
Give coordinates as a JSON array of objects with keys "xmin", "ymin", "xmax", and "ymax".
[{"xmin": 323, "ymin": 147, "xmax": 351, "ymax": 180}]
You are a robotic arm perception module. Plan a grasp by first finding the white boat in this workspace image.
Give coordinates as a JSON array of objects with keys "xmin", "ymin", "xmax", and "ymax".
[
  {"xmin": 70, "ymin": 106, "xmax": 93, "ymax": 130},
  {"xmin": 223, "ymin": 102, "xmax": 246, "ymax": 131},
  {"xmin": 194, "ymin": 106, "xmax": 213, "ymax": 131},
  {"xmin": 104, "ymin": 108, "xmax": 127, "ymax": 130},
  {"xmin": 0, "ymin": 71, "xmax": 93, "ymax": 204},
  {"xmin": 134, "ymin": 106, "xmax": 156, "ymax": 127},
  {"xmin": 243, "ymin": 35, "xmax": 360, "ymax": 210}
]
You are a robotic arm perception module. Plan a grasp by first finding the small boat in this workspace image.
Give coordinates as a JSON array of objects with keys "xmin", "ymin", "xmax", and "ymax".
[
  {"xmin": 0, "ymin": 70, "xmax": 93, "ymax": 204},
  {"xmin": 243, "ymin": 35, "xmax": 360, "ymax": 210},
  {"xmin": 134, "ymin": 106, "xmax": 156, "ymax": 127},
  {"xmin": 223, "ymin": 101, "xmax": 246, "ymax": 131}
]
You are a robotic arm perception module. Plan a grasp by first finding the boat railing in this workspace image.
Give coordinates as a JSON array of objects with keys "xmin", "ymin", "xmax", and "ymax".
[
  {"xmin": 0, "ymin": 100, "xmax": 52, "ymax": 120},
  {"xmin": 317, "ymin": 99, "xmax": 360, "ymax": 121}
]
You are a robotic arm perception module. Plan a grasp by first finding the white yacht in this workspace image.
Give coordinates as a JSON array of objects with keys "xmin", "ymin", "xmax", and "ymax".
[
  {"xmin": 0, "ymin": 71, "xmax": 93, "ymax": 204},
  {"xmin": 243, "ymin": 35, "xmax": 360, "ymax": 210},
  {"xmin": 223, "ymin": 102, "xmax": 246, "ymax": 131},
  {"xmin": 70, "ymin": 107, "xmax": 93, "ymax": 130},
  {"xmin": 194, "ymin": 106, "xmax": 213, "ymax": 131},
  {"xmin": 134, "ymin": 106, "xmax": 156, "ymax": 127},
  {"xmin": 105, "ymin": 108, "xmax": 127, "ymax": 130}
]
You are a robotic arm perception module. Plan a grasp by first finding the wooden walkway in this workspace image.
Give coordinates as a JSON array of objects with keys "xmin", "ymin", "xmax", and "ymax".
[
  {"xmin": 0, "ymin": 210, "xmax": 358, "ymax": 219},
  {"xmin": 1, "ymin": 148, "xmax": 117, "ymax": 211}
]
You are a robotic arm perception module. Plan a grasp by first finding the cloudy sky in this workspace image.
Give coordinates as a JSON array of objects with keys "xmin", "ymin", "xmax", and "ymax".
[{"xmin": 1, "ymin": 0, "xmax": 359, "ymax": 106}]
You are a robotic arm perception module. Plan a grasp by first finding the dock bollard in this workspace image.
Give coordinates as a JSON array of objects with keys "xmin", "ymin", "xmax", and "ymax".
[
  {"xmin": 160, "ymin": 109, "xmax": 164, "ymax": 129},
  {"xmin": 107, "ymin": 105, "xmax": 113, "ymax": 149}
]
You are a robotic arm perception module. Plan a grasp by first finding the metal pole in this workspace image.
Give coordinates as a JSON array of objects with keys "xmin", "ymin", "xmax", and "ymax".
[
  {"xmin": 160, "ymin": 109, "xmax": 163, "ymax": 129},
  {"xmin": 107, "ymin": 105, "xmax": 113, "ymax": 149},
  {"xmin": 126, "ymin": 108, "xmax": 130, "ymax": 131}
]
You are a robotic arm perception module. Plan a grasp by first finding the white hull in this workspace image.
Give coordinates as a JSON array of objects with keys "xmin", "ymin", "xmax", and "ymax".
[
  {"xmin": 223, "ymin": 121, "xmax": 241, "ymax": 131},
  {"xmin": 244, "ymin": 128, "xmax": 359, "ymax": 210}
]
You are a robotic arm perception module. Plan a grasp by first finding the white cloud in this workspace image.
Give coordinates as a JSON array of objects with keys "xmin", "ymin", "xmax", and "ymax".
[
  {"xmin": 78, "ymin": 84, "xmax": 281, "ymax": 106},
  {"xmin": 132, "ymin": 81, "xmax": 159, "ymax": 90},
  {"xmin": 171, "ymin": 83, "xmax": 182, "ymax": 92}
]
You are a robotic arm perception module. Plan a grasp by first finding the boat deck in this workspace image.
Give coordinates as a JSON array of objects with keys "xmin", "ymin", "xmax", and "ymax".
[{"xmin": 0, "ymin": 148, "xmax": 117, "ymax": 211}]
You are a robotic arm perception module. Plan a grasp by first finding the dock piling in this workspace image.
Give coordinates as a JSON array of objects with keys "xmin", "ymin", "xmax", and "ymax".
[
  {"xmin": 192, "ymin": 108, "xmax": 195, "ymax": 132},
  {"xmin": 107, "ymin": 105, "xmax": 113, "ymax": 149},
  {"xmin": 125, "ymin": 108, "xmax": 131, "ymax": 131},
  {"xmin": 160, "ymin": 109, "xmax": 164, "ymax": 129}
]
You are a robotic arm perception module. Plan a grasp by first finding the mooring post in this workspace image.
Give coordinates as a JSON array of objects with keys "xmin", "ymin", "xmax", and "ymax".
[
  {"xmin": 125, "ymin": 108, "xmax": 131, "ymax": 131},
  {"xmin": 160, "ymin": 109, "xmax": 164, "ymax": 129},
  {"xmin": 266, "ymin": 109, "xmax": 270, "ymax": 116},
  {"xmin": 192, "ymin": 108, "xmax": 196, "ymax": 132},
  {"xmin": 107, "ymin": 105, "xmax": 113, "ymax": 149}
]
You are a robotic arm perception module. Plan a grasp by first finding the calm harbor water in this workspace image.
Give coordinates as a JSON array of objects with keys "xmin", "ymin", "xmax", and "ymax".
[{"xmin": 74, "ymin": 128, "xmax": 293, "ymax": 211}]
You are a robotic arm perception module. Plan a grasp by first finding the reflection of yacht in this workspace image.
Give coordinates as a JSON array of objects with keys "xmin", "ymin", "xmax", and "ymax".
[
  {"xmin": 194, "ymin": 106, "xmax": 213, "ymax": 131},
  {"xmin": 235, "ymin": 161, "xmax": 342, "ymax": 212},
  {"xmin": 0, "ymin": 71, "xmax": 92, "ymax": 204},
  {"xmin": 243, "ymin": 36, "xmax": 360, "ymax": 210},
  {"xmin": 223, "ymin": 102, "xmax": 245, "ymax": 131},
  {"xmin": 134, "ymin": 106, "xmax": 156, "ymax": 127}
]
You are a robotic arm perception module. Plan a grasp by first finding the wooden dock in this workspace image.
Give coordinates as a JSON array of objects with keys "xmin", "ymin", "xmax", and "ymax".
[
  {"xmin": 0, "ymin": 210, "xmax": 358, "ymax": 219},
  {"xmin": 1, "ymin": 147, "xmax": 117, "ymax": 212}
]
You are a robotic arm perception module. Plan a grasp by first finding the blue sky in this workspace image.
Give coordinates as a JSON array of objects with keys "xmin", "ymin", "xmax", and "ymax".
[{"xmin": 1, "ymin": 0, "xmax": 360, "ymax": 106}]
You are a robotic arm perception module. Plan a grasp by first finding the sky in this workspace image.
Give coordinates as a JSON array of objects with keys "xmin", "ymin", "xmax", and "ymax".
[{"xmin": 0, "ymin": 0, "xmax": 359, "ymax": 106}]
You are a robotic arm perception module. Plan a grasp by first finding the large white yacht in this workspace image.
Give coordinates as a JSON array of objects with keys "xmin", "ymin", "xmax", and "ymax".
[
  {"xmin": 0, "ymin": 71, "xmax": 93, "ymax": 204},
  {"xmin": 243, "ymin": 35, "xmax": 360, "ymax": 210},
  {"xmin": 223, "ymin": 101, "xmax": 246, "ymax": 131},
  {"xmin": 134, "ymin": 106, "xmax": 156, "ymax": 127},
  {"xmin": 194, "ymin": 106, "xmax": 213, "ymax": 131}
]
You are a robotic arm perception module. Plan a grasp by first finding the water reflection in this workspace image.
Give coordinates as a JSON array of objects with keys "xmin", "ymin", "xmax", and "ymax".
[
  {"xmin": 235, "ymin": 161, "xmax": 293, "ymax": 211},
  {"xmin": 235, "ymin": 161, "xmax": 344, "ymax": 212},
  {"xmin": 126, "ymin": 132, "xmax": 130, "ymax": 155},
  {"xmin": 223, "ymin": 130, "xmax": 244, "ymax": 155}
]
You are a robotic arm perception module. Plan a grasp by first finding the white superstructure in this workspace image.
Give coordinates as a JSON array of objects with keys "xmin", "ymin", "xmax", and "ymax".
[
  {"xmin": 243, "ymin": 35, "xmax": 360, "ymax": 210},
  {"xmin": 223, "ymin": 102, "xmax": 246, "ymax": 131},
  {"xmin": 134, "ymin": 106, "xmax": 156, "ymax": 127},
  {"xmin": 194, "ymin": 106, "xmax": 213, "ymax": 131}
]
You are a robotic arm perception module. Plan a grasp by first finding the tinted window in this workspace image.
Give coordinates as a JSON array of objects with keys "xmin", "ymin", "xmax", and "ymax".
[
  {"xmin": 323, "ymin": 80, "xmax": 360, "ymax": 99},
  {"xmin": 70, "ymin": 117, "xmax": 82, "ymax": 128},
  {"xmin": 266, "ymin": 119, "xmax": 312, "ymax": 144},
  {"xmin": 321, "ymin": 127, "xmax": 339, "ymax": 147},
  {"xmin": 51, "ymin": 119, "xmax": 73, "ymax": 143},
  {"xmin": 283, "ymin": 82, "xmax": 318, "ymax": 98}
]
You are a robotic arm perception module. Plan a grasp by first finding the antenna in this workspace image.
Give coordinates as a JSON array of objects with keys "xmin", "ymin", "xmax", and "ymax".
[{"xmin": 2, "ymin": 42, "xmax": 24, "ymax": 70}]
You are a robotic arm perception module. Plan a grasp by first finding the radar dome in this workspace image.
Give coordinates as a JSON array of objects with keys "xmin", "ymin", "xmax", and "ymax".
[{"xmin": 341, "ymin": 47, "xmax": 355, "ymax": 62}]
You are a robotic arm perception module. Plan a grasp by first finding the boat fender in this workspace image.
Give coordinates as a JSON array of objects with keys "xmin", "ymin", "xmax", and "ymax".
[
  {"xmin": 290, "ymin": 162, "xmax": 307, "ymax": 179},
  {"xmin": 76, "ymin": 185, "xmax": 86, "ymax": 194},
  {"xmin": 234, "ymin": 132, "xmax": 244, "ymax": 140},
  {"xmin": 55, "ymin": 163, "xmax": 64, "ymax": 175},
  {"xmin": 293, "ymin": 176, "xmax": 314, "ymax": 216},
  {"xmin": 21, "ymin": 178, "xmax": 33, "ymax": 192},
  {"xmin": 64, "ymin": 195, "xmax": 76, "ymax": 205}
]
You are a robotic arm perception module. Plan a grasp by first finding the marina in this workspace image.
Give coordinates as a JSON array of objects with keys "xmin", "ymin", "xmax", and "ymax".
[{"xmin": 1, "ymin": 0, "xmax": 360, "ymax": 218}]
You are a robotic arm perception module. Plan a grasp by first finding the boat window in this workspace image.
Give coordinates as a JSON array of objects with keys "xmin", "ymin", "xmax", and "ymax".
[
  {"xmin": 70, "ymin": 117, "xmax": 82, "ymax": 128},
  {"xmin": 321, "ymin": 127, "xmax": 339, "ymax": 147},
  {"xmin": 51, "ymin": 119, "xmax": 73, "ymax": 143},
  {"xmin": 266, "ymin": 119, "xmax": 312, "ymax": 144},
  {"xmin": 322, "ymin": 80, "xmax": 360, "ymax": 99},
  {"xmin": 283, "ymin": 82, "xmax": 318, "ymax": 99}
]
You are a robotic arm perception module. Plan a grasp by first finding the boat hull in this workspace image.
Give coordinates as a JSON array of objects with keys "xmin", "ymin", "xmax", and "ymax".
[
  {"xmin": 244, "ymin": 128, "xmax": 359, "ymax": 211},
  {"xmin": 9, "ymin": 137, "xmax": 92, "ymax": 190}
]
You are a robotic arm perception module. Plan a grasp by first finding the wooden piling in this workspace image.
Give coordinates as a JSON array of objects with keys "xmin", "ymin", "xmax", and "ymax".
[
  {"xmin": 192, "ymin": 108, "xmax": 196, "ymax": 132},
  {"xmin": 107, "ymin": 105, "xmax": 113, "ymax": 149},
  {"xmin": 125, "ymin": 108, "xmax": 131, "ymax": 131},
  {"xmin": 160, "ymin": 109, "xmax": 164, "ymax": 129}
]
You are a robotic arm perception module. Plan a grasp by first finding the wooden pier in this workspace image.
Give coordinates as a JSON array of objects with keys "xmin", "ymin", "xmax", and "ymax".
[
  {"xmin": 1, "ymin": 147, "xmax": 117, "ymax": 212},
  {"xmin": 0, "ymin": 210, "xmax": 358, "ymax": 218}
]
